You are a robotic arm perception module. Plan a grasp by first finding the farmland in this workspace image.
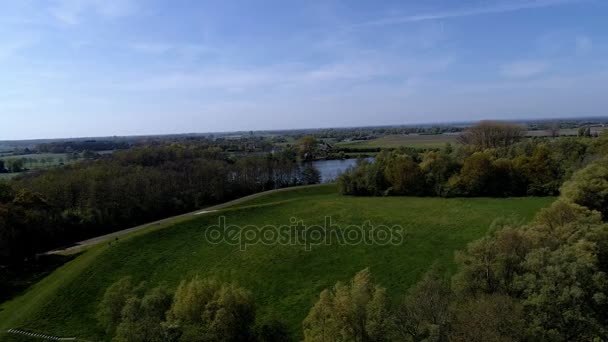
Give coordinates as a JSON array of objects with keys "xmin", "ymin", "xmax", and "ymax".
[{"xmin": 336, "ymin": 134, "xmax": 458, "ymax": 149}]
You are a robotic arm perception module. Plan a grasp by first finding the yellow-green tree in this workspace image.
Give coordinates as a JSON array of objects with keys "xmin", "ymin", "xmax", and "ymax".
[{"xmin": 303, "ymin": 268, "xmax": 391, "ymax": 342}]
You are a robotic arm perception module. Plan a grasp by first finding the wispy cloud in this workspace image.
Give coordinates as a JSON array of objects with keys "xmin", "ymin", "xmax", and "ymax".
[
  {"xmin": 354, "ymin": 0, "xmax": 580, "ymax": 27},
  {"xmin": 49, "ymin": 0, "xmax": 137, "ymax": 25},
  {"xmin": 501, "ymin": 60, "xmax": 549, "ymax": 78},
  {"xmin": 121, "ymin": 56, "xmax": 453, "ymax": 93}
]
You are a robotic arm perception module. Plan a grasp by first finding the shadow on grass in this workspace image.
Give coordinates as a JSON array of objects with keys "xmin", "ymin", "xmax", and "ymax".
[{"xmin": 0, "ymin": 253, "xmax": 81, "ymax": 306}]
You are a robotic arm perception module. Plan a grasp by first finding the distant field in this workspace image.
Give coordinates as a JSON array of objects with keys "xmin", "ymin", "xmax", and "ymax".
[
  {"xmin": 0, "ymin": 153, "xmax": 71, "ymax": 170},
  {"xmin": 0, "ymin": 185, "xmax": 553, "ymax": 341},
  {"xmin": 336, "ymin": 127, "xmax": 608, "ymax": 150},
  {"xmin": 0, "ymin": 173, "xmax": 17, "ymax": 180},
  {"xmin": 526, "ymin": 127, "xmax": 607, "ymax": 137},
  {"xmin": 338, "ymin": 134, "xmax": 458, "ymax": 149}
]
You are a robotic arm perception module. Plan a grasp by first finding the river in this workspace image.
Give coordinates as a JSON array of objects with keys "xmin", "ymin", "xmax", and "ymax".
[{"xmin": 310, "ymin": 158, "xmax": 371, "ymax": 183}]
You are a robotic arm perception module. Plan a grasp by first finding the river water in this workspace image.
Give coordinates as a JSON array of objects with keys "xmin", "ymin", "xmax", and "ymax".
[{"xmin": 310, "ymin": 158, "xmax": 365, "ymax": 183}]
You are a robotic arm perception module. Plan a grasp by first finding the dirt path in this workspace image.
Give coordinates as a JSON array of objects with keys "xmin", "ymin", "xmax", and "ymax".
[{"xmin": 46, "ymin": 184, "xmax": 324, "ymax": 255}]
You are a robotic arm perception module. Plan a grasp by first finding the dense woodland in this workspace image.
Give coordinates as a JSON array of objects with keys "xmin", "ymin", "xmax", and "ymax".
[{"xmin": 0, "ymin": 143, "xmax": 321, "ymax": 265}]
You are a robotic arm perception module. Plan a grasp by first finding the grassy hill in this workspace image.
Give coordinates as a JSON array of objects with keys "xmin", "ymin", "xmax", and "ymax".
[{"xmin": 0, "ymin": 185, "xmax": 554, "ymax": 341}]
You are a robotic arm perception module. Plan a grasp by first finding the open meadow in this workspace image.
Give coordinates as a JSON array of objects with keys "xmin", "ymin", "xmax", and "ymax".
[
  {"xmin": 337, "ymin": 134, "xmax": 459, "ymax": 149},
  {"xmin": 0, "ymin": 185, "xmax": 554, "ymax": 341}
]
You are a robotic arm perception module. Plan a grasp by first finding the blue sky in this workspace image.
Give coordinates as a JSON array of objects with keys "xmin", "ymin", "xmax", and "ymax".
[{"xmin": 1, "ymin": 0, "xmax": 607, "ymax": 139}]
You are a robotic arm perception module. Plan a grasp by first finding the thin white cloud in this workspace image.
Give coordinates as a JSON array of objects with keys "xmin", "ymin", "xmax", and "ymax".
[
  {"xmin": 121, "ymin": 56, "xmax": 453, "ymax": 93},
  {"xmin": 49, "ymin": 0, "xmax": 137, "ymax": 25},
  {"xmin": 354, "ymin": 0, "xmax": 581, "ymax": 27},
  {"xmin": 501, "ymin": 60, "xmax": 549, "ymax": 78}
]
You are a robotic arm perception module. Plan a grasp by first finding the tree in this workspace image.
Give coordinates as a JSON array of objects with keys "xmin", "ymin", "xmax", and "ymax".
[
  {"xmin": 167, "ymin": 277, "xmax": 256, "ymax": 342},
  {"xmin": 298, "ymin": 136, "xmax": 319, "ymax": 161},
  {"xmin": 546, "ymin": 122, "xmax": 560, "ymax": 138},
  {"xmin": 449, "ymin": 294, "xmax": 525, "ymax": 342},
  {"xmin": 513, "ymin": 145, "xmax": 561, "ymax": 195},
  {"xmin": 561, "ymin": 158, "xmax": 608, "ymax": 219},
  {"xmin": 453, "ymin": 225, "xmax": 533, "ymax": 295},
  {"xmin": 97, "ymin": 277, "xmax": 135, "ymax": 336},
  {"xmin": 519, "ymin": 237, "xmax": 608, "ymax": 341},
  {"xmin": 457, "ymin": 121, "xmax": 525, "ymax": 149},
  {"xmin": 533, "ymin": 200, "xmax": 602, "ymax": 231},
  {"xmin": 0, "ymin": 182, "xmax": 14, "ymax": 203},
  {"xmin": 578, "ymin": 126, "xmax": 592, "ymax": 137},
  {"xmin": 201, "ymin": 284, "xmax": 256, "ymax": 342},
  {"xmin": 303, "ymin": 268, "xmax": 391, "ymax": 342},
  {"xmin": 393, "ymin": 265, "xmax": 451, "ymax": 341},
  {"xmin": 302, "ymin": 289, "xmax": 338, "ymax": 342},
  {"xmin": 6, "ymin": 158, "xmax": 25, "ymax": 172},
  {"xmin": 113, "ymin": 285, "xmax": 174, "ymax": 342},
  {"xmin": 419, "ymin": 151, "xmax": 459, "ymax": 196},
  {"xmin": 448, "ymin": 152, "xmax": 494, "ymax": 196},
  {"xmin": 383, "ymin": 154, "xmax": 424, "ymax": 195},
  {"xmin": 254, "ymin": 320, "xmax": 292, "ymax": 342},
  {"xmin": 301, "ymin": 164, "xmax": 321, "ymax": 185},
  {"xmin": 0, "ymin": 159, "xmax": 7, "ymax": 173},
  {"xmin": 338, "ymin": 159, "xmax": 387, "ymax": 196}
]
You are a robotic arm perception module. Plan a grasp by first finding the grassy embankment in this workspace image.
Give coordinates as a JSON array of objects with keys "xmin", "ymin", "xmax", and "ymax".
[{"xmin": 0, "ymin": 185, "xmax": 553, "ymax": 340}]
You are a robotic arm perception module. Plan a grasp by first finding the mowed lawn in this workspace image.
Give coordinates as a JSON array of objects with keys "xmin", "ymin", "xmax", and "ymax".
[
  {"xmin": 338, "ymin": 134, "xmax": 458, "ymax": 149},
  {"xmin": 0, "ymin": 185, "xmax": 554, "ymax": 340}
]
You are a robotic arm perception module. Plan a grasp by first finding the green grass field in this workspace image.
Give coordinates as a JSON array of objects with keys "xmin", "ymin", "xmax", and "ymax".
[
  {"xmin": 338, "ymin": 134, "xmax": 458, "ymax": 149},
  {"xmin": 0, "ymin": 185, "xmax": 554, "ymax": 340}
]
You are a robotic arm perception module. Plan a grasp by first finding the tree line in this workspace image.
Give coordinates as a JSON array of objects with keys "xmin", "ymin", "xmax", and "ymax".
[
  {"xmin": 338, "ymin": 122, "xmax": 606, "ymax": 197},
  {"xmin": 0, "ymin": 143, "xmax": 320, "ymax": 265}
]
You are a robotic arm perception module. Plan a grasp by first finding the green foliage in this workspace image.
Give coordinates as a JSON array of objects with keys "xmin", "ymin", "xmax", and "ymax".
[
  {"xmin": 448, "ymin": 152, "xmax": 495, "ymax": 196},
  {"xmin": 298, "ymin": 136, "xmax": 319, "ymax": 161},
  {"xmin": 451, "ymin": 200, "xmax": 608, "ymax": 341},
  {"xmin": 393, "ymin": 265, "xmax": 451, "ymax": 341},
  {"xmin": 303, "ymin": 268, "xmax": 391, "ymax": 342},
  {"xmin": 384, "ymin": 154, "xmax": 424, "ymax": 195},
  {"xmin": 97, "ymin": 277, "xmax": 135, "ymax": 336},
  {"xmin": 0, "ymin": 186, "xmax": 552, "ymax": 340},
  {"xmin": 457, "ymin": 121, "xmax": 525, "ymax": 149},
  {"xmin": 0, "ymin": 143, "xmax": 305, "ymax": 263},
  {"xmin": 254, "ymin": 320, "xmax": 292, "ymax": 342},
  {"xmin": 338, "ymin": 158, "xmax": 387, "ymax": 196},
  {"xmin": 113, "ymin": 285, "xmax": 173, "ymax": 342},
  {"xmin": 561, "ymin": 158, "xmax": 608, "ymax": 219},
  {"xmin": 419, "ymin": 151, "xmax": 459, "ymax": 196},
  {"xmin": 167, "ymin": 277, "xmax": 256, "ymax": 342},
  {"xmin": 448, "ymin": 294, "xmax": 525, "ymax": 342},
  {"xmin": 533, "ymin": 199, "xmax": 602, "ymax": 230},
  {"xmin": 98, "ymin": 276, "xmax": 255, "ymax": 342},
  {"xmin": 339, "ymin": 137, "xmax": 596, "ymax": 198},
  {"xmin": 5, "ymin": 158, "xmax": 25, "ymax": 172},
  {"xmin": 301, "ymin": 164, "xmax": 321, "ymax": 185}
]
